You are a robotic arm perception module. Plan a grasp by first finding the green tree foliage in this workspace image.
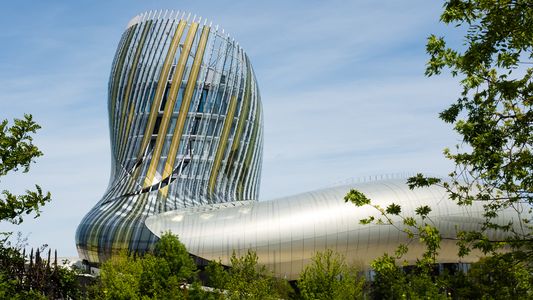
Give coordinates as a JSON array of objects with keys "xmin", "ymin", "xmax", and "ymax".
[
  {"xmin": 344, "ymin": 190, "xmax": 449, "ymax": 298},
  {"xmin": 92, "ymin": 232, "xmax": 200, "ymax": 300},
  {"xmin": 346, "ymin": 0, "xmax": 533, "ymax": 261},
  {"xmin": 205, "ymin": 258, "xmax": 228, "ymax": 293},
  {"xmin": 0, "ymin": 276, "xmax": 47, "ymax": 300},
  {"xmin": 345, "ymin": 1, "xmax": 533, "ymax": 298},
  {"xmin": 0, "ymin": 114, "xmax": 51, "ymax": 226},
  {"xmin": 0, "ymin": 114, "xmax": 79, "ymax": 299},
  {"xmin": 411, "ymin": 0, "xmax": 533, "ymax": 256},
  {"xmin": 369, "ymin": 254, "xmax": 447, "ymax": 300},
  {"xmin": 151, "ymin": 232, "xmax": 197, "ymax": 285},
  {"xmin": 348, "ymin": 0, "xmax": 533, "ymax": 261},
  {"xmin": 362, "ymin": 252, "xmax": 533, "ymax": 299},
  {"xmin": 206, "ymin": 250, "xmax": 293, "ymax": 300},
  {"xmin": 457, "ymin": 253, "xmax": 533, "ymax": 299},
  {"xmin": 95, "ymin": 250, "xmax": 143, "ymax": 299},
  {"xmin": 0, "ymin": 244, "xmax": 81, "ymax": 299},
  {"xmin": 297, "ymin": 249, "xmax": 365, "ymax": 300}
]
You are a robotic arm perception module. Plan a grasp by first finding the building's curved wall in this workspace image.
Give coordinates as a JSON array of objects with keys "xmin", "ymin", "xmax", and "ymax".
[
  {"xmin": 76, "ymin": 11, "xmax": 263, "ymax": 264},
  {"xmin": 145, "ymin": 179, "xmax": 523, "ymax": 280}
]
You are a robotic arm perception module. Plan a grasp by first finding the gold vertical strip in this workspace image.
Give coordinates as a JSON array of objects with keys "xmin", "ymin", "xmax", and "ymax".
[
  {"xmin": 208, "ymin": 95, "xmax": 238, "ymax": 196},
  {"xmin": 224, "ymin": 58, "xmax": 252, "ymax": 175},
  {"xmin": 116, "ymin": 21, "xmax": 152, "ymax": 159},
  {"xmin": 159, "ymin": 25, "xmax": 210, "ymax": 196},
  {"xmin": 132, "ymin": 20, "xmax": 186, "ymax": 178},
  {"xmin": 143, "ymin": 22, "xmax": 199, "ymax": 188},
  {"xmin": 110, "ymin": 26, "xmax": 137, "ymax": 130}
]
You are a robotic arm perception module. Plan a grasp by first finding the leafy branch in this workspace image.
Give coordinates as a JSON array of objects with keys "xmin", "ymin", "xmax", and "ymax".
[
  {"xmin": 344, "ymin": 189, "xmax": 440, "ymax": 272},
  {"xmin": 407, "ymin": 0, "xmax": 533, "ymax": 260},
  {"xmin": 0, "ymin": 114, "xmax": 51, "ymax": 225}
]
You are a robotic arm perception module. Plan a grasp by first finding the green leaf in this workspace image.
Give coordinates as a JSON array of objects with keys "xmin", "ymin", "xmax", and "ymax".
[
  {"xmin": 359, "ymin": 216, "xmax": 375, "ymax": 225},
  {"xmin": 415, "ymin": 206, "xmax": 432, "ymax": 218},
  {"xmin": 344, "ymin": 189, "xmax": 371, "ymax": 206},
  {"xmin": 385, "ymin": 203, "xmax": 402, "ymax": 215}
]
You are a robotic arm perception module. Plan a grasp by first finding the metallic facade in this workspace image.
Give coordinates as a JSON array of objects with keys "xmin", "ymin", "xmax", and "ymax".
[
  {"xmin": 145, "ymin": 179, "xmax": 523, "ymax": 280},
  {"xmin": 76, "ymin": 11, "xmax": 263, "ymax": 264}
]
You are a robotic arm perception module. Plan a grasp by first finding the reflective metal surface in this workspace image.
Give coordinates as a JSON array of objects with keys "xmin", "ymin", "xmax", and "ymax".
[{"xmin": 146, "ymin": 179, "xmax": 525, "ymax": 280}]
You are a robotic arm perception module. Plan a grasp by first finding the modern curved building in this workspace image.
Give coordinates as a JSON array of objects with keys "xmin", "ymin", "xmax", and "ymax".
[
  {"xmin": 76, "ymin": 11, "xmax": 263, "ymax": 263},
  {"xmin": 76, "ymin": 11, "xmax": 525, "ymax": 278}
]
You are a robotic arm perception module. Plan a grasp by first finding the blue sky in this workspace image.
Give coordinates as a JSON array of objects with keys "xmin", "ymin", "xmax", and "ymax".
[{"xmin": 1, "ymin": 1, "xmax": 463, "ymax": 256}]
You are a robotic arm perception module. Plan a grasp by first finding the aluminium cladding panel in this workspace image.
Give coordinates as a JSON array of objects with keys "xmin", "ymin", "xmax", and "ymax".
[
  {"xmin": 76, "ymin": 12, "xmax": 263, "ymax": 264},
  {"xmin": 144, "ymin": 179, "xmax": 527, "ymax": 280}
]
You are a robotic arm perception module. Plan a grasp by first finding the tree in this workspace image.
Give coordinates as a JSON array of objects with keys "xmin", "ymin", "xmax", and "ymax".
[
  {"xmin": 0, "ymin": 114, "xmax": 50, "ymax": 227},
  {"xmin": 94, "ymin": 250, "xmax": 143, "ymax": 299},
  {"xmin": 297, "ymin": 249, "xmax": 365, "ymax": 300},
  {"xmin": 139, "ymin": 233, "xmax": 197, "ymax": 299},
  {"xmin": 205, "ymin": 258, "xmax": 228, "ymax": 293},
  {"xmin": 343, "ymin": 192, "xmax": 451, "ymax": 299},
  {"xmin": 369, "ymin": 254, "xmax": 448, "ymax": 300},
  {"xmin": 346, "ymin": 0, "xmax": 532, "ymax": 266},
  {"xmin": 411, "ymin": 0, "xmax": 533, "ymax": 256},
  {"xmin": 346, "ymin": 1, "xmax": 532, "ymax": 298},
  {"xmin": 152, "ymin": 232, "xmax": 197, "ymax": 283},
  {"xmin": 206, "ymin": 250, "xmax": 293, "ymax": 300},
  {"xmin": 0, "ymin": 115, "xmax": 79, "ymax": 299},
  {"xmin": 456, "ymin": 253, "xmax": 533, "ymax": 300},
  {"xmin": 92, "ymin": 232, "xmax": 200, "ymax": 300},
  {"xmin": 0, "ymin": 245, "xmax": 81, "ymax": 299},
  {"xmin": 344, "ymin": 190, "xmax": 441, "ymax": 272}
]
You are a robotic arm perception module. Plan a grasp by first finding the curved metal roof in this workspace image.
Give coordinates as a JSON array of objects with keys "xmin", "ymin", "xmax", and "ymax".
[{"xmin": 146, "ymin": 179, "xmax": 525, "ymax": 279}]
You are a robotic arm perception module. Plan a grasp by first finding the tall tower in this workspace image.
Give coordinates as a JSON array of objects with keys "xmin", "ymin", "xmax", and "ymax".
[{"xmin": 76, "ymin": 11, "xmax": 263, "ymax": 264}]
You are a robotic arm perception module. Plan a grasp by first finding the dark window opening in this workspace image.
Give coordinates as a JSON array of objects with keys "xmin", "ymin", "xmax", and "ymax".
[
  {"xmin": 148, "ymin": 139, "xmax": 156, "ymax": 151},
  {"xmin": 168, "ymin": 65, "xmax": 176, "ymax": 81},
  {"xmin": 196, "ymin": 88, "xmax": 209, "ymax": 113},
  {"xmin": 153, "ymin": 116, "xmax": 162, "ymax": 135},
  {"xmin": 159, "ymin": 85, "xmax": 171, "ymax": 112},
  {"xmin": 190, "ymin": 114, "xmax": 203, "ymax": 136}
]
